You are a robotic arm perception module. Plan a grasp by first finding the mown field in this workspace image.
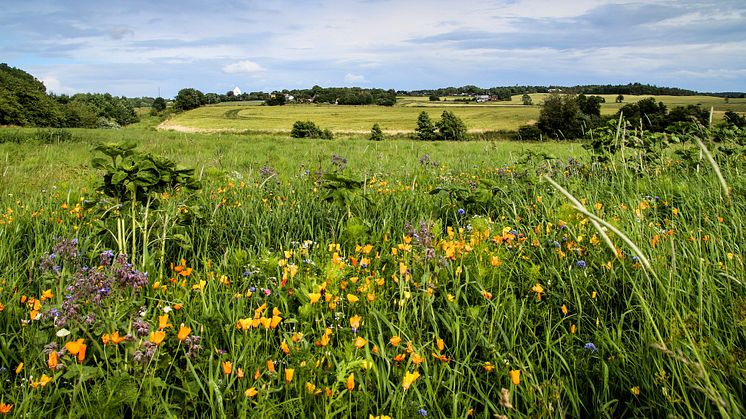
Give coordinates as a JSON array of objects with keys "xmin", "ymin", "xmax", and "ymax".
[
  {"xmin": 0, "ymin": 124, "xmax": 744, "ymax": 418},
  {"xmin": 160, "ymin": 95, "xmax": 746, "ymax": 134}
]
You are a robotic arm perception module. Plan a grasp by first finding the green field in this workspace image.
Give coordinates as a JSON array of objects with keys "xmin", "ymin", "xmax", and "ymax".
[
  {"xmin": 0, "ymin": 122, "xmax": 745, "ymax": 418},
  {"xmin": 161, "ymin": 95, "xmax": 746, "ymax": 134}
]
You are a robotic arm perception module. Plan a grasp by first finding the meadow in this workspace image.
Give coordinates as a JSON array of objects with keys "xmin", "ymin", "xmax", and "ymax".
[
  {"xmin": 0, "ymin": 120, "xmax": 744, "ymax": 418},
  {"xmin": 160, "ymin": 95, "xmax": 746, "ymax": 134}
]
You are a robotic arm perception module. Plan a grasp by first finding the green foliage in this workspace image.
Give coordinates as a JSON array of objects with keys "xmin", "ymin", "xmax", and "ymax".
[
  {"xmin": 265, "ymin": 94, "xmax": 286, "ymax": 106},
  {"xmin": 369, "ymin": 123, "xmax": 384, "ymax": 141},
  {"xmin": 616, "ymin": 94, "xmax": 624, "ymax": 103},
  {"xmin": 538, "ymin": 94, "xmax": 583, "ymax": 139},
  {"xmin": 517, "ymin": 124, "xmax": 542, "ymax": 141},
  {"xmin": 723, "ymin": 111, "xmax": 746, "ymax": 128},
  {"xmin": 291, "ymin": 120, "xmax": 333, "ymax": 139},
  {"xmin": 415, "ymin": 111, "xmax": 436, "ymax": 141},
  {"xmin": 576, "ymin": 94, "xmax": 605, "ymax": 117},
  {"xmin": 92, "ymin": 143, "xmax": 201, "ymax": 204},
  {"xmin": 522, "ymin": 94, "xmax": 533, "ymax": 106},
  {"xmin": 0, "ymin": 63, "xmax": 64, "ymax": 126},
  {"xmin": 174, "ymin": 88, "xmax": 206, "ymax": 111},
  {"xmin": 428, "ymin": 94, "xmax": 440, "ymax": 102},
  {"xmin": 618, "ymin": 97, "xmax": 668, "ymax": 131},
  {"xmin": 151, "ymin": 97, "xmax": 167, "ymax": 113},
  {"xmin": 436, "ymin": 110, "xmax": 467, "ymax": 141}
]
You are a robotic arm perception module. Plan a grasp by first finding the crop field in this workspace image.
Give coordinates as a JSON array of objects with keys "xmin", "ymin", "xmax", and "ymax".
[
  {"xmin": 159, "ymin": 103, "xmax": 539, "ymax": 133},
  {"xmin": 0, "ymin": 123, "xmax": 745, "ymax": 418},
  {"xmin": 160, "ymin": 95, "xmax": 746, "ymax": 135}
]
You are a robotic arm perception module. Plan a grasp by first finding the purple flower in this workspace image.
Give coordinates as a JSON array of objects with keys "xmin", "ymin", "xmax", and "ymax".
[
  {"xmin": 417, "ymin": 408, "xmax": 428, "ymax": 416},
  {"xmin": 584, "ymin": 342, "xmax": 597, "ymax": 352},
  {"xmin": 576, "ymin": 260, "xmax": 587, "ymax": 268},
  {"xmin": 457, "ymin": 208, "xmax": 466, "ymax": 216}
]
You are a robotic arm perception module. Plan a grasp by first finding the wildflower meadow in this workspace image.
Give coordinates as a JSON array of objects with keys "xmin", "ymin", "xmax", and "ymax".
[{"xmin": 0, "ymin": 124, "xmax": 744, "ymax": 418}]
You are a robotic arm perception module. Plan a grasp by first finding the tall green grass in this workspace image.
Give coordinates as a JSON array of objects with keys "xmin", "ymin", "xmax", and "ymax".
[{"xmin": 0, "ymin": 126, "xmax": 743, "ymax": 418}]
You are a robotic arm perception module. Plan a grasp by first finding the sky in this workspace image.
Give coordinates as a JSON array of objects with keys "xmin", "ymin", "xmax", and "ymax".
[{"xmin": 1, "ymin": 0, "xmax": 745, "ymax": 97}]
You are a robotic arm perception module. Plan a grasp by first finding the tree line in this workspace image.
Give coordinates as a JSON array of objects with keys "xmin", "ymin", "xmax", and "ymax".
[{"xmin": 0, "ymin": 64, "xmax": 139, "ymax": 128}]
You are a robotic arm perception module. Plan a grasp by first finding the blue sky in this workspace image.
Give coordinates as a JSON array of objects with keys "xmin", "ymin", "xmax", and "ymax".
[{"xmin": 2, "ymin": 0, "xmax": 744, "ymax": 97}]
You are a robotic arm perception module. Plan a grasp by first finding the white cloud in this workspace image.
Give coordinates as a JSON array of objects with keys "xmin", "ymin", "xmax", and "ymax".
[
  {"xmin": 222, "ymin": 60, "xmax": 265, "ymax": 74},
  {"xmin": 40, "ymin": 75, "xmax": 78, "ymax": 94},
  {"xmin": 344, "ymin": 73, "xmax": 367, "ymax": 84}
]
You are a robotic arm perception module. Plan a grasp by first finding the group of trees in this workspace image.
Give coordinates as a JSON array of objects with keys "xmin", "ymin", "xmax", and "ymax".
[
  {"xmin": 415, "ymin": 111, "xmax": 467, "ymax": 141},
  {"xmin": 401, "ymin": 83, "xmax": 712, "ymax": 99},
  {"xmin": 0, "ymin": 64, "xmax": 138, "ymax": 128},
  {"xmin": 531, "ymin": 93, "xmax": 743, "ymax": 140}
]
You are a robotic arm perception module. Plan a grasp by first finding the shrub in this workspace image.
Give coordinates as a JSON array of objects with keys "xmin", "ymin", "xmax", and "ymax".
[
  {"xmin": 369, "ymin": 123, "xmax": 384, "ymax": 141},
  {"xmin": 291, "ymin": 121, "xmax": 333, "ymax": 139},
  {"xmin": 517, "ymin": 124, "xmax": 542, "ymax": 141}
]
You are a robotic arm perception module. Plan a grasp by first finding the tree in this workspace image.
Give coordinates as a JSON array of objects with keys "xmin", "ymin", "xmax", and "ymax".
[
  {"xmin": 151, "ymin": 97, "xmax": 167, "ymax": 113},
  {"xmin": 537, "ymin": 94, "xmax": 583, "ymax": 139},
  {"xmin": 522, "ymin": 94, "xmax": 533, "ymax": 106},
  {"xmin": 436, "ymin": 110, "xmax": 467, "ymax": 141},
  {"xmin": 415, "ymin": 111, "xmax": 436, "ymax": 141},
  {"xmin": 616, "ymin": 94, "xmax": 624, "ymax": 103},
  {"xmin": 576, "ymin": 94, "xmax": 604, "ymax": 117},
  {"xmin": 265, "ymin": 93, "xmax": 286, "ymax": 106},
  {"xmin": 174, "ymin": 88, "xmax": 205, "ymax": 111},
  {"xmin": 429, "ymin": 94, "xmax": 440, "ymax": 102},
  {"xmin": 369, "ymin": 123, "xmax": 384, "ymax": 141}
]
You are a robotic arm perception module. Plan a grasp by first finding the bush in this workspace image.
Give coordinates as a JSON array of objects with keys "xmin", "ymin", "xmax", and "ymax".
[
  {"xmin": 517, "ymin": 124, "xmax": 543, "ymax": 141},
  {"xmin": 291, "ymin": 121, "xmax": 333, "ymax": 139},
  {"xmin": 369, "ymin": 123, "xmax": 384, "ymax": 141}
]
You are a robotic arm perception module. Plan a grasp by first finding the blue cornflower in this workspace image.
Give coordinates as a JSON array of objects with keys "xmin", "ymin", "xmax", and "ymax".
[
  {"xmin": 584, "ymin": 342, "xmax": 597, "ymax": 352},
  {"xmin": 631, "ymin": 255, "xmax": 640, "ymax": 262},
  {"xmin": 417, "ymin": 408, "xmax": 427, "ymax": 416},
  {"xmin": 576, "ymin": 260, "xmax": 587, "ymax": 268},
  {"xmin": 457, "ymin": 208, "xmax": 466, "ymax": 216}
]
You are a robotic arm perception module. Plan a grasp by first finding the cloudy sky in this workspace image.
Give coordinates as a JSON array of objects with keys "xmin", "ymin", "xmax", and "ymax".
[{"xmin": 2, "ymin": 0, "xmax": 745, "ymax": 97}]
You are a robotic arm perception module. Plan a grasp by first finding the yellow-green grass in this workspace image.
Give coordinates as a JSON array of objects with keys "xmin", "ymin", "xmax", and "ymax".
[
  {"xmin": 162, "ymin": 95, "xmax": 744, "ymax": 134},
  {"xmin": 161, "ymin": 103, "xmax": 539, "ymax": 133}
]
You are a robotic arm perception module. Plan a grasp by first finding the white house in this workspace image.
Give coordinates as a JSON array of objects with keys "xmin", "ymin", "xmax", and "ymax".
[{"xmin": 233, "ymin": 86, "xmax": 241, "ymax": 96}]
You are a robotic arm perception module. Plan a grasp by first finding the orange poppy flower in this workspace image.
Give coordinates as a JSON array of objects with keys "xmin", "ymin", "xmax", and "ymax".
[
  {"xmin": 346, "ymin": 373, "xmax": 355, "ymax": 391},
  {"xmin": 509, "ymin": 369, "xmax": 521, "ymax": 385},
  {"xmin": 222, "ymin": 361, "xmax": 233, "ymax": 375},
  {"xmin": 178, "ymin": 324, "xmax": 191, "ymax": 342},
  {"xmin": 48, "ymin": 351, "xmax": 59, "ymax": 370},
  {"xmin": 285, "ymin": 368, "xmax": 294, "ymax": 384},
  {"xmin": 149, "ymin": 331, "xmax": 166, "ymax": 346},
  {"xmin": 65, "ymin": 338, "xmax": 87, "ymax": 363}
]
